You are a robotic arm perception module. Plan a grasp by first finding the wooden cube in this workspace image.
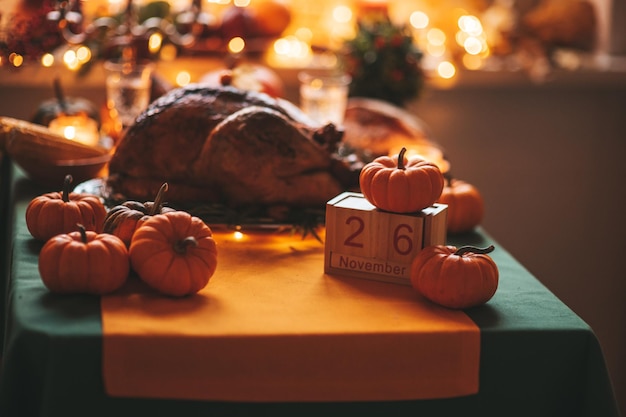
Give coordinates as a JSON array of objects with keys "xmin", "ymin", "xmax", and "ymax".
[{"xmin": 324, "ymin": 192, "xmax": 447, "ymax": 285}]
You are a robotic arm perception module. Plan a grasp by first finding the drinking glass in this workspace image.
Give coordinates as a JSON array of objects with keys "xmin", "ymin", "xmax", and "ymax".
[
  {"xmin": 298, "ymin": 71, "xmax": 351, "ymax": 126},
  {"xmin": 105, "ymin": 61, "xmax": 153, "ymax": 129}
]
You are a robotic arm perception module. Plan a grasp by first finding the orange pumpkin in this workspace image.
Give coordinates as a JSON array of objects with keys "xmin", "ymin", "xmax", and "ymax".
[
  {"xmin": 26, "ymin": 174, "xmax": 107, "ymax": 241},
  {"xmin": 359, "ymin": 147, "xmax": 444, "ymax": 213},
  {"xmin": 410, "ymin": 244, "xmax": 498, "ymax": 309},
  {"xmin": 129, "ymin": 211, "xmax": 218, "ymax": 296},
  {"xmin": 38, "ymin": 224, "xmax": 129, "ymax": 294},
  {"xmin": 199, "ymin": 63, "xmax": 286, "ymax": 98},
  {"xmin": 103, "ymin": 183, "xmax": 175, "ymax": 247},
  {"xmin": 438, "ymin": 177, "xmax": 484, "ymax": 234}
]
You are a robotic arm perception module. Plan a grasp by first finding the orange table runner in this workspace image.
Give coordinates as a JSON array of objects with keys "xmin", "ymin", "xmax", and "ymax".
[{"xmin": 102, "ymin": 229, "xmax": 480, "ymax": 402}]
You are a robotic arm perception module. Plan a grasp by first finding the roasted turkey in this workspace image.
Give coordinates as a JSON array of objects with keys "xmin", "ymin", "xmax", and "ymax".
[{"xmin": 107, "ymin": 84, "xmax": 357, "ymax": 208}]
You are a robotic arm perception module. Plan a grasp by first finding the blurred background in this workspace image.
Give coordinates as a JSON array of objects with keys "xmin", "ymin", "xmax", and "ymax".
[{"xmin": 1, "ymin": 0, "xmax": 624, "ymax": 414}]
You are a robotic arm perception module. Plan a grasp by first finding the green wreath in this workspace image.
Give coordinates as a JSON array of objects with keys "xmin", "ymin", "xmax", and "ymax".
[{"xmin": 341, "ymin": 17, "xmax": 424, "ymax": 106}]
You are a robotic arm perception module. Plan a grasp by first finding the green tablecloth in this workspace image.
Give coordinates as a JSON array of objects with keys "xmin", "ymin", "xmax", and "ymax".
[
  {"xmin": 0, "ymin": 153, "xmax": 13, "ymax": 355},
  {"xmin": 0, "ymin": 168, "xmax": 620, "ymax": 417}
]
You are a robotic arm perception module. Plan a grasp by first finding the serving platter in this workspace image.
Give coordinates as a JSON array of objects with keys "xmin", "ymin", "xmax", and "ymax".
[{"xmin": 74, "ymin": 177, "xmax": 326, "ymax": 238}]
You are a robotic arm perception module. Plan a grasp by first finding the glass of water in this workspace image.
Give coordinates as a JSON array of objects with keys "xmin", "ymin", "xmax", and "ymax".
[
  {"xmin": 298, "ymin": 70, "xmax": 351, "ymax": 126},
  {"xmin": 105, "ymin": 60, "xmax": 153, "ymax": 129}
]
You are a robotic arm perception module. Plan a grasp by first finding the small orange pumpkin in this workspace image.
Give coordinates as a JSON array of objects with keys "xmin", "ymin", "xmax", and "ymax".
[
  {"xmin": 26, "ymin": 174, "xmax": 107, "ymax": 241},
  {"xmin": 103, "ymin": 182, "xmax": 175, "ymax": 247},
  {"xmin": 38, "ymin": 224, "xmax": 129, "ymax": 294},
  {"xmin": 359, "ymin": 147, "xmax": 444, "ymax": 213},
  {"xmin": 438, "ymin": 177, "xmax": 484, "ymax": 234},
  {"xmin": 410, "ymin": 244, "xmax": 498, "ymax": 309},
  {"xmin": 129, "ymin": 211, "xmax": 218, "ymax": 297}
]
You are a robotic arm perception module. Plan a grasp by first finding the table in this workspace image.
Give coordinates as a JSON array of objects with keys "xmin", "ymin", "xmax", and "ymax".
[
  {"xmin": 0, "ymin": 153, "xmax": 13, "ymax": 355},
  {"xmin": 0, "ymin": 165, "xmax": 620, "ymax": 417}
]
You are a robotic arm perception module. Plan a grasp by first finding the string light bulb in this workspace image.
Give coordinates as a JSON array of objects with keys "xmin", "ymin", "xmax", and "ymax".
[
  {"xmin": 228, "ymin": 37, "xmax": 246, "ymax": 54},
  {"xmin": 409, "ymin": 11, "xmax": 429, "ymax": 30},
  {"xmin": 437, "ymin": 61, "xmax": 456, "ymax": 79}
]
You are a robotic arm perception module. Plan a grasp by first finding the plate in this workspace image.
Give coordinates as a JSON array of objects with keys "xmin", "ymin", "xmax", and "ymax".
[{"xmin": 74, "ymin": 177, "xmax": 326, "ymax": 237}]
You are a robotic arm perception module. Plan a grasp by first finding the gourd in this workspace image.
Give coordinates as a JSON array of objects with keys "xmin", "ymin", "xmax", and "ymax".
[
  {"xmin": 359, "ymin": 147, "xmax": 444, "ymax": 213},
  {"xmin": 410, "ymin": 245, "xmax": 498, "ymax": 309},
  {"xmin": 103, "ymin": 183, "xmax": 174, "ymax": 247},
  {"xmin": 129, "ymin": 211, "xmax": 218, "ymax": 297},
  {"xmin": 438, "ymin": 177, "xmax": 484, "ymax": 234},
  {"xmin": 38, "ymin": 224, "xmax": 129, "ymax": 294},
  {"xmin": 200, "ymin": 63, "xmax": 286, "ymax": 98},
  {"xmin": 25, "ymin": 174, "xmax": 107, "ymax": 241},
  {"xmin": 31, "ymin": 78, "xmax": 100, "ymax": 127}
]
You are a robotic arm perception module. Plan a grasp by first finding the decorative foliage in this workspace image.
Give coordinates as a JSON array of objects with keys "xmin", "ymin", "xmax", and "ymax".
[
  {"xmin": 0, "ymin": 0, "xmax": 67, "ymax": 64},
  {"xmin": 0, "ymin": 0, "xmax": 166, "ymax": 67},
  {"xmin": 76, "ymin": 178, "xmax": 327, "ymax": 241},
  {"xmin": 341, "ymin": 16, "xmax": 424, "ymax": 106}
]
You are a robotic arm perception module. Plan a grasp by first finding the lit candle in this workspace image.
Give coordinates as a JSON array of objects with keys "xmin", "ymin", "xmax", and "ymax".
[{"xmin": 49, "ymin": 115, "xmax": 100, "ymax": 147}]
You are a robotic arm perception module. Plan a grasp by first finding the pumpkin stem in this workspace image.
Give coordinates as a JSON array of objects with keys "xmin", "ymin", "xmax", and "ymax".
[
  {"xmin": 173, "ymin": 236, "xmax": 198, "ymax": 254},
  {"xmin": 76, "ymin": 223, "xmax": 88, "ymax": 243},
  {"xmin": 149, "ymin": 182, "xmax": 169, "ymax": 216},
  {"xmin": 62, "ymin": 175, "xmax": 73, "ymax": 203},
  {"xmin": 454, "ymin": 245, "xmax": 495, "ymax": 256},
  {"xmin": 397, "ymin": 147, "xmax": 407, "ymax": 170},
  {"xmin": 54, "ymin": 77, "xmax": 68, "ymax": 113}
]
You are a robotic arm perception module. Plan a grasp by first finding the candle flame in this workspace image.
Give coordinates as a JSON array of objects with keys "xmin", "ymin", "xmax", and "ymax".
[{"xmin": 63, "ymin": 126, "xmax": 77, "ymax": 140}]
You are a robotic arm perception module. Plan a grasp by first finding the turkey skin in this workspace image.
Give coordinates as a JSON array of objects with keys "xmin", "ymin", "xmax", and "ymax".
[{"xmin": 107, "ymin": 84, "xmax": 355, "ymax": 208}]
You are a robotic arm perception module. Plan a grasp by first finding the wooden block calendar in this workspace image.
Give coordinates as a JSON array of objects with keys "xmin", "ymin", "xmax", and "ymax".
[{"xmin": 324, "ymin": 192, "xmax": 447, "ymax": 285}]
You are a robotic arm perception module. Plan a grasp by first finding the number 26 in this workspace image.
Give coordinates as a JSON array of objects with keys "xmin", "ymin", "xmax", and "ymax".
[{"xmin": 343, "ymin": 216, "xmax": 414, "ymax": 256}]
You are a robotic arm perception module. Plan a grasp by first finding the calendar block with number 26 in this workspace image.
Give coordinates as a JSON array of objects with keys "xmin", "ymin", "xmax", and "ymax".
[{"xmin": 324, "ymin": 192, "xmax": 448, "ymax": 285}]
